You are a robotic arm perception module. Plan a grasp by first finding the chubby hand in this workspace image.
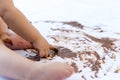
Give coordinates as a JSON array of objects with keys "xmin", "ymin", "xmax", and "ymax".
[{"xmin": 32, "ymin": 37, "xmax": 55, "ymax": 58}]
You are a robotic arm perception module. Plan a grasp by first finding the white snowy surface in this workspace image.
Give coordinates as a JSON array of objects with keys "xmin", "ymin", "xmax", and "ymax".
[
  {"xmin": 1, "ymin": 0, "xmax": 120, "ymax": 80},
  {"xmin": 13, "ymin": 0, "xmax": 120, "ymax": 32}
]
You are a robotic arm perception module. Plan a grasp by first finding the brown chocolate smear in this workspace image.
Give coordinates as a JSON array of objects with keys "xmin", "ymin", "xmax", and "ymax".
[
  {"xmin": 84, "ymin": 33, "xmax": 116, "ymax": 50},
  {"xmin": 81, "ymin": 75, "xmax": 87, "ymax": 80},
  {"xmin": 26, "ymin": 46, "xmax": 77, "ymax": 60},
  {"xmin": 71, "ymin": 62, "xmax": 78, "ymax": 72},
  {"xmin": 50, "ymin": 36, "xmax": 59, "ymax": 42},
  {"xmin": 90, "ymin": 60, "xmax": 102, "ymax": 78},
  {"xmin": 114, "ymin": 67, "xmax": 120, "ymax": 73},
  {"xmin": 44, "ymin": 20, "xmax": 84, "ymax": 29},
  {"xmin": 44, "ymin": 20, "xmax": 56, "ymax": 23},
  {"xmin": 93, "ymin": 26, "xmax": 104, "ymax": 32},
  {"xmin": 26, "ymin": 48, "xmax": 58, "ymax": 61},
  {"xmin": 50, "ymin": 28, "xmax": 74, "ymax": 33},
  {"xmin": 114, "ymin": 69, "xmax": 120, "ymax": 73},
  {"xmin": 62, "ymin": 21, "xmax": 84, "ymax": 29},
  {"xmin": 49, "ymin": 47, "xmax": 59, "ymax": 58},
  {"xmin": 56, "ymin": 46, "xmax": 77, "ymax": 58},
  {"xmin": 79, "ymin": 51, "xmax": 100, "ymax": 60},
  {"xmin": 26, "ymin": 49, "xmax": 40, "ymax": 61},
  {"xmin": 27, "ymin": 54, "xmax": 40, "ymax": 61},
  {"xmin": 2, "ymin": 38, "xmax": 13, "ymax": 46},
  {"xmin": 0, "ymin": 33, "xmax": 13, "ymax": 46}
]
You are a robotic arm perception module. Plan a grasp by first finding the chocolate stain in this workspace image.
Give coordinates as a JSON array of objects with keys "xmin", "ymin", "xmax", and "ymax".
[
  {"xmin": 62, "ymin": 21, "xmax": 84, "ymax": 29},
  {"xmin": 27, "ymin": 54, "xmax": 41, "ymax": 61},
  {"xmin": 50, "ymin": 28, "xmax": 74, "ymax": 33},
  {"xmin": 26, "ymin": 49, "xmax": 40, "ymax": 61},
  {"xmin": 71, "ymin": 62, "xmax": 78, "ymax": 72},
  {"xmin": 26, "ymin": 46, "xmax": 77, "ymax": 61},
  {"xmin": 93, "ymin": 26, "xmax": 104, "ymax": 32},
  {"xmin": 78, "ymin": 51, "xmax": 102, "ymax": 76},
  {"xmin": 84, "ymin": 33, "xmax": 116, "ymax": 50},
  {"xmin": 44, "ymin": 20, "xmax": 84, "ymax": 29},
  {"xmin": 114, "ymin": 67, "xmax": 120, "ymax": 73},
  {"xmin": 81, "ymin": 75, "xmax": 87, "ymax": 80},
  {"xmin": 56, "ymin": 46, "xmax": 77, "ymax": 58},
  {"xmin": 0, "ymin": 33, "xmax": 13, "ymax": 46},
  {"xmin": 26, "ymin": 48, "xmax": 58, "ymax": 61},
  {"xmin": 91, "ymin": 60, "xmax": 101, "ymax": 71},
  {"xmin": 79, "ymin": 51, "xmax": 100, "ymax": 60},
  {"xmin": 2, "ymin": 38, "xmax": 13, "ymax": 46}
]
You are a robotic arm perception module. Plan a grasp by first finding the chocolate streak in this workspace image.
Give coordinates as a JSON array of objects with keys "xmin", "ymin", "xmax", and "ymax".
[{"xmin": 84, "ymin": 33, "xmax": 116, "ymax": 50}]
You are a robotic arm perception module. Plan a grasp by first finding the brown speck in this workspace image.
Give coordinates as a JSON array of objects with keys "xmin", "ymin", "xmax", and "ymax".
[
  {"xmin": 78, "ymin": 70, "xmax": 82, "ymax": 73},
  {"xmin": 114, "ymin": 67, "xmax": 120, "ymax": 73},
  {"xmin": 93, "ymin": 26, "xmax": 104, "ymax": 32},
  {"xmin": 81, "ymin": 75, "xmax": 87, "ymax": 80},
  {"xmin": 114, "ymin": 70, "xmax": 119, "ymax": 73}
]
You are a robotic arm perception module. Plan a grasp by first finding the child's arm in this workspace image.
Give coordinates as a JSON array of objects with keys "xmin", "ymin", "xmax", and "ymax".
[
  {"xmin": 0, "ymin": 17, "xmax": 8, "ymax": 35},
  {"xmin": 0, "ymin": 0, "xmax": 52, "ymax": 57}
]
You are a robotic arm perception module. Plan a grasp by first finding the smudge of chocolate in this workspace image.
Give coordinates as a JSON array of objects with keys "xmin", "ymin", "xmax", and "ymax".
[
  {"xmin": 49, "ymin": 47, "xmax": 59, "ymax": 58},
  {"xmin": 27, "ymin": 54, "xmax": 41, "ymax": 61},
  {"xmin": 114, "ymin": 69, "xmax": 120, "ymax": 73},
  {"xmin": 50, "ymin": 28, "xmax": 74, "ymax": 33},
  {"xmin": 91, "ymin": 62, "xmax": 101, "ymax": 71},
  {"xmin": 114, "ymin": 66, "xmax": 120, "ymax": 73},
  {"xmin": 44, "ymin": 20, "xmax": 56, "ymax": 23},
  {"xmin": 26, "ymin": 48, "xmax": 58, "ymax": 61},
  {"xmin": 83, "ymin": 37, "xmax": 92, "ymax": 42},
  {"xmin": 78, "ymin": 50, "xmax": 102, "ymax": 77},
  {"xmin": 62, "ymin": 21, "xmax": 84, "ymax": 29},
  {"xmin": 81, "ymin": 75, "xmax": 87, "ymax": 80},
  {"xmin": 0, "ymin": 33, "xmax": 13, "ymax": 46},
  {"xmin": 2, "ymin": 38, "xmax": 13, "ymax": 46},
  {"xmin": 85, "ymin": 58, "xmax": 95, "ymax": 64},
  {"xmin": 26, "ymin": 46, "xmax": 77, "ymax": 60},
  {"xmin": 91, "ymin": 60, "xmax": 101, "ymax": 77},
  {"xmin": 56, "ymin": 46, "xmax": 77, "ymax": 58},
  {"xmin": 84, "ymin": 33, "xmax": 116, "ymax": 50},
  {"xmin": 93, "ymin": 26, "xmax": 104, "ymax": 32},
  {"xmin": 94, "ymin": 71, "xmax": 98, "ymax": 78},
  {"xmin": 26, "ymin": 49, "xmax": 40, "ymax": 61},
  {"xmin": 71, "ymin": 62, "xmax": 78, "ymax": 72},
  {"xmin": 44, "ymin": 20, "xmax": 84, "ymax": 29},
  {"xmin": 91, "ymin": 76, "xmax": 95, "ymax": 79},
  {"xmin": 102, "ymin": 57, "xmax": 106, "ymax": 63},
  {"xmin": 79, "ymin": 51, "xmax": 100, "ymax": 60},
  {"xmin": 78, "ymin": 70, "xmax": 82, "ymax": 73},
  {"xmin": 50, "ymin": 36, "xmax": 59, "ymax": 42}
]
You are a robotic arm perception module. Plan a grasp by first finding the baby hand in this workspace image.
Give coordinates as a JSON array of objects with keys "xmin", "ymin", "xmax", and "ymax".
[{"xmin": 32, "ymin": 37, "xmax": 55, "ymax": 58}]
